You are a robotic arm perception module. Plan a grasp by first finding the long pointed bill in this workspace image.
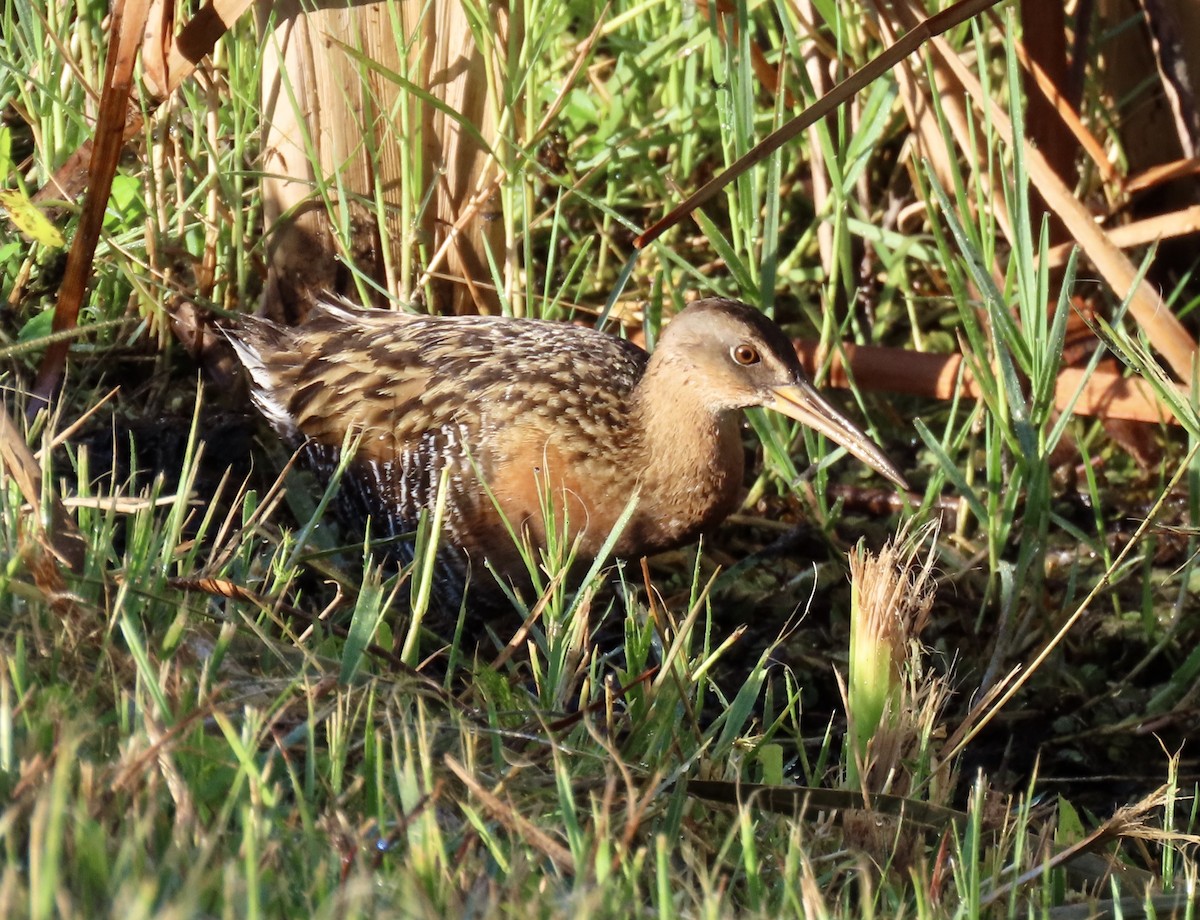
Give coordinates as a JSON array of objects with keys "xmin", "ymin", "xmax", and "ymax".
[{"xmin": 768, "ymin": 381, "xmax": 909, "ymax": 491}]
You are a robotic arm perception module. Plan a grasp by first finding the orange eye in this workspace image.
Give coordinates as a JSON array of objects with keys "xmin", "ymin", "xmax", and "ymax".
[{"xmin": 732, "ymin": 343, "xmax": 760, "ymax": 366}]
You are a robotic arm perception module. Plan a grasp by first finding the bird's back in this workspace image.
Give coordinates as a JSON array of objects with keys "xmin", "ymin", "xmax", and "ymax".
[{"xmin": 230, "ymin": 298, "xmax": 651, "ymax": 594}]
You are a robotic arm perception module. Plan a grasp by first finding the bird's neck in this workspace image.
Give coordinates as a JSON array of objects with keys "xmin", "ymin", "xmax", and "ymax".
[{"xmin": 628, "ymin": 355, "xmax": 745, "ymax": 550}]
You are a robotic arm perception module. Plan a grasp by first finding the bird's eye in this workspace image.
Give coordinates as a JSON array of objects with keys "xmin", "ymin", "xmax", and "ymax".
[{"xmin": 732, "ymin": 343, "xmax": 761, "ymax": 366}]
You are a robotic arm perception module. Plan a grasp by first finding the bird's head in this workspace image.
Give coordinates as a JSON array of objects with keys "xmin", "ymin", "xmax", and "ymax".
[{"xmin": 655, "ymin": 298, "xmax": 908, "ymax": 490}]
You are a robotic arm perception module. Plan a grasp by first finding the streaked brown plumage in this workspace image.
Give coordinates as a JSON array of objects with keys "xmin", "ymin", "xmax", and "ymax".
[{"xmin": 230, "ymin": 296, "xmax": 905, "ymax": 599}]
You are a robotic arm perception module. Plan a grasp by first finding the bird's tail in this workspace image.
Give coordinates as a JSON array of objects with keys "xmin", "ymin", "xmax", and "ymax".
[{"xmin": 222, "ymin": 316, "xmax": 302, "ymax": 439}]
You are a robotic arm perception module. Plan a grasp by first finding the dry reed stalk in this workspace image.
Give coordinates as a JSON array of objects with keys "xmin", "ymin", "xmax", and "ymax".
[
  {"xmin": 30, "ymin": 0, "xmax": 150, "ymax": 408},
  {"xmin": 867, "ymin": 6, "xmax": 1013, "ymax": 292},
  {"xmin": 886, "ymin": 0, "xmax": 1198, "ymax": 383},
  {"xmin": 1126, "ymin": 156, "xmax": 1200, "ymax": 194},
  {"xmin": 1044, "ymin": 203, "xmax": 1200, "ymax": 268},
  {"xmin": 793, "ymin": 339, "xmax": 1182, "ymax": 425},
  {"xmin": 1000, "ymin": 9, "xmax": 1119, "ymax": 190},
  {"xmin": 258, "ymin": 0, "xmax": 510, "ymax": 320},
  {"xmin": 791, "ymin": 0, "xmax": 835, "ymax": 268}
]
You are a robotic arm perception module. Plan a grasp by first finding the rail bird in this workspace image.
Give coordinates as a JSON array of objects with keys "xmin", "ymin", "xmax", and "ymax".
[{"xmin": 230, "ymin": 296, "xmax": 905, "ymax": 602}]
